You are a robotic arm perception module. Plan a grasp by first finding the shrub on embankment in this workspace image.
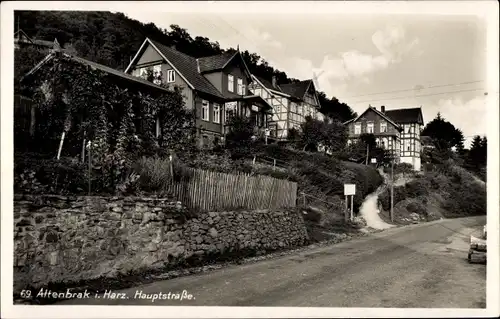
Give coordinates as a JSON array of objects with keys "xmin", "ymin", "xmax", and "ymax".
[
  {"xmin": 188, "ymin": 144, "xmax": 383, "ymax": 218},
  {"xmin": 378, "ymin": 163, "xmax": 486, "ymax": 223}
]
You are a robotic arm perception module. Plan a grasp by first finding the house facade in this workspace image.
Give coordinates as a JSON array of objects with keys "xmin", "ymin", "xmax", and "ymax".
[
  {"xmin": 344, "ymin": 106, "xmax": 402, "ymax": 162},
  {"xmin": 383, "ymin": 107, "xmax": 424, "ymax": 171},
  {"xmin": 344, "ymin": 105, "xmax": 424, "ymax": 171},
  {"xmin": 248, "ymin": 76, "xmax": 325, "ymax": 141},
  {"xmin": 125, "ymin": 38, "xmax": 273, "ymax": 149}
]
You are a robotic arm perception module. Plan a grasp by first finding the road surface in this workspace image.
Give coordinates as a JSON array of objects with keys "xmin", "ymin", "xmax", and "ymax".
[{"xmin": 59, "ymin": 216, "xmax": 486, "ymax": 308}]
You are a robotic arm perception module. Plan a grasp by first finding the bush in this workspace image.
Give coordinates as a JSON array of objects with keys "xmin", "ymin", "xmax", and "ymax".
[
  {"xmin": 406, "ymin": 201, "xmax": 427, "ymax": 216},
  {"xmin": 132, "ymin": 156, "xmax": 193, "ymax": 195},
  {"xmin": 15, "ymin": 153, "xmax": 88, "ymax": 195},
  {"xmin": 405, "ymin": 179, "xmax": 430, "ymax": 197}
]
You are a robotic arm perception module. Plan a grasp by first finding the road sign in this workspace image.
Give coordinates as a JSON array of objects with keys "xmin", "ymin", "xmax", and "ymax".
[
  {"xmin": 371, "ymin": 158, "xmax": 377, "ymax": 164},
  {"xmin": 264, "ymin": 128, "xmax": 270, "ymax": 136},
  {"xmin": 344, "ymin": 184, "xmax": 356, "ymax": 196}
]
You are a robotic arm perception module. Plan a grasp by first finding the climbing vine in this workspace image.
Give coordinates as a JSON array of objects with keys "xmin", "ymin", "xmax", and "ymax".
[{"xmin": 21, "ymin": 53, "xmax": 196, "ymax": 194}]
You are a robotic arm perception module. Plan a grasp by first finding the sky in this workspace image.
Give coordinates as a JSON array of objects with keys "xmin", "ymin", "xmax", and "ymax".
[{"xmin": 120, "ymin": 7, "xmax": 491, "ymax": 148}]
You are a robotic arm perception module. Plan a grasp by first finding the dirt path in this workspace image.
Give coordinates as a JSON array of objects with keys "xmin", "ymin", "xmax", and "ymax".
[{"xmin": 359, "ymin": 186, "xmax": 394, "ymax": 230}]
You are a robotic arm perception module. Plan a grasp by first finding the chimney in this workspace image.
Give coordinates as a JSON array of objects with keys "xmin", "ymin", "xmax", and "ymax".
[
  {"xmin": 381, "ymin": 105, "xmax": 386, "ymax": 113},
  {"xmin": 272, "ymin": 76, "xmax": 277, "ymax": 89}
]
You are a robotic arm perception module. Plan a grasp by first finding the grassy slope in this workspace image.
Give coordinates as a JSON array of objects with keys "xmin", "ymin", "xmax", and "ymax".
[
  {"xmin": 186, "ymin": 145, "xmax": 383, "ymax": 241},
  {"xmin": 377, "ymin": 163, "xmax": 487, "ymax": 225}
]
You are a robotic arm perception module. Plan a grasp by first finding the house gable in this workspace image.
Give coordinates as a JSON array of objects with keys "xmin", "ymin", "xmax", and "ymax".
[
  {"xmin": 124, "ymin": 38, "xmax": 195, "ymax": 90},
  {"xmin": 347, "ymin": 107, "xmax": 401, "ymax": 136}
]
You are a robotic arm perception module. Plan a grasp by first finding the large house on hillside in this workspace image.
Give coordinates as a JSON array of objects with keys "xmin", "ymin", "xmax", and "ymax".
[
  {"xmin": 344, "ymin": 105, "xmax": 424, "ymax": 171},
  {"xmin": 248, "ymin": 75, "xmax": 325, "ymax": 140},
  {"xmin": 124, "ymin": 38, "xmax": 275, "ymax": 148}
]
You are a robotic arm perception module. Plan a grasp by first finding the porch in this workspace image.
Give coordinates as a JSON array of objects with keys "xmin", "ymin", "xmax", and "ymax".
[{"xmin": 222, "ymin": 94, "xmax": 273, "ymax": 139}]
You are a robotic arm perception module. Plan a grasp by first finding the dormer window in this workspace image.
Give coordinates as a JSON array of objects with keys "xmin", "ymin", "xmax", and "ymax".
[
  {"xmin": 166, "ymin": 70, "xmax": 175, "ymax": 83},
  {"xmin": 228, "ymin": 75, "xmax": 234, "ymax": 92}
]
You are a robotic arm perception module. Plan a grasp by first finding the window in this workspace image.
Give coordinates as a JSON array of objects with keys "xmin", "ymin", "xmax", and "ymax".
[
  {"xmin": 139, "ymin": 67, "xmax": 148, "ymax": 79},
  {"xmin": 380, "ymin": 121, "xmax": 387, "ymax": 133},
  {"xmin": 404, "ymin": 124, "xmax": 411, "ymax": 134},
  {"xmin": 237, "ymin": 78, "xmax": 244, "ymax": 95},
  {"xmin": 153, "ymin": 65, "xmax": 162, "ymax": 85},
  {"xmin": 290, "ymin": 103, "xmax": 296, "ymax": 113},
  {"xmin": 228, "ymin": 75, "xmax": 234, "ymax": 92},
  {"xmin": 225, "ymin": 109, "xmax": 233, "ymax": 123},
  {"xmin": 410, "ymin": 124, "xmax": 415, "ymax": 134},
  {"xmin": 367, "ymin": 122, "xmax": 374, "ymax": 133},
  {"xmin": 354, "ymin": 123, "xmax": 361, "ymax": 135},
  {"xmin": 213, "ymin": 103, "xmax": 220, "ymax": 124},
  {"xmin": 275, "ymin": 104, "xmax": 281, "ymax": 113},
  {"xmin": 201, "ymin": 100, "xmax": 209, "ymax": 121},
  {"xmin": 404, "ymin": 139, "xmax": 410, "ymax": 151},
  {"xmin": 166, "ymin": 69, "xmax": 175, "ymax": 83}
]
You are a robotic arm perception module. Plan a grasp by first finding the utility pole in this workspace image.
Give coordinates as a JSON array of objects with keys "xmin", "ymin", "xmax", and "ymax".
[
  {"xmin": 390, "ymin": 157, "xmax": 394, "ymax": 222},
  {"xmin": 365, "ymin": 143, "xmax": 370, "ymax": 165}
]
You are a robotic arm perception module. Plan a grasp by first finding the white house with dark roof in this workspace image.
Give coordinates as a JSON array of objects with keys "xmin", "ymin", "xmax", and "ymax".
[
  {"xmin": 248, "ymin": 75, "xmax": 325, "ymax": 141},
  {"xmin": 344, "ymin": 105, "xmax": 424, "ymax": 171}
]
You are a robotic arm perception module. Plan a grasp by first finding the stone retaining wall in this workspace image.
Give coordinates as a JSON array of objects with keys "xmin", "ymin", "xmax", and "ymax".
[{"xmin": 14, "ymin": 194, "xmax": 308, "ymax": 292}]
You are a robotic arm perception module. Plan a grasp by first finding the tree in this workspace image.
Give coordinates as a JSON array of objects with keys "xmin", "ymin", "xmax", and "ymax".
[
  {"xmin": 421, "ymin": 113, "xmax": 464, "ymax": 151},
  {"xmin": 465, "ymin": 135, "xmax": 487, "ymax": 170},
  {"xmin": 317, "ymin": 92, "xmax": 357, "ymax": 123},
  {"xmin": 225, "ymin": 115, "xmax": 255, "ymax": 154},
  {"xmin": 322, "ymin": 119, "xmax": 348, "ymax": 153},
  {"xmin": 299, "ymin": 116, "xmax": 324, "ymax": 151}
]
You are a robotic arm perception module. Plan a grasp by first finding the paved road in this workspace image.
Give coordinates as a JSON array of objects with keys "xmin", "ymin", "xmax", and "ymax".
[{"xmin": 59, "ymin": 216, "xmax": 486, "ymax": 308}]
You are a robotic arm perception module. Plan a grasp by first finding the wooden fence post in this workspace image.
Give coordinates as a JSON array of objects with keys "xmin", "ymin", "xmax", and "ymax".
[{"xmin": 169, "ymin": 154, "xmax": 174, "ymax": 181}]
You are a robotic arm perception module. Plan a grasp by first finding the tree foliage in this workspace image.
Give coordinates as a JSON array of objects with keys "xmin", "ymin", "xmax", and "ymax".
[
  {"xmin": 15, "ymin": 10, "xmax": 357, "ymax": 122},
  {"xmin": 296, "ymin": 116, "xmax": 348, "ymax": 153},
  {"xmin": 421, "ymin": 112, "xmax": 464, "ymax": 151},
  {"xmin": 463, "ymin": 135, "xmax": 487, "ymax": 180},
  {"xmin": 346, "ymin": 133, "xmax": 394, "ymax": 166}
]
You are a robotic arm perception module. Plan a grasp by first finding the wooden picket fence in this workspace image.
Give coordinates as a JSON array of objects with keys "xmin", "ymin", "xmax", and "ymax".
[{"xmin": 165, "ymin": 167, "xmax": 298, "ymax": 212}]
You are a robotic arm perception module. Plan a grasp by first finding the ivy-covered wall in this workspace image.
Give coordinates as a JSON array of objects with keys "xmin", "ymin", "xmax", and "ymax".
[{"xmin": 17, "ymin": 53, "xmax": 198, "ymax": 194}]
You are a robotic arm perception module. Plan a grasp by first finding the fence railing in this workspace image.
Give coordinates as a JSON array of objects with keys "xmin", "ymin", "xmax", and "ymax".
[{"xmin": 166, "ymin": 167, "xmax": 298, "ymax": 212}]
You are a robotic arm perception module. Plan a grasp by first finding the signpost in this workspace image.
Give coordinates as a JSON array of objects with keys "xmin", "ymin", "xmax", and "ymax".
[{"xmin": 344, "ymin": 184, "xmax": 356, "ymax": 222}]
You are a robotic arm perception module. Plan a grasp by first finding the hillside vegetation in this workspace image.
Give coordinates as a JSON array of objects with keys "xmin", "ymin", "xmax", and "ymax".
[
  {"xmin": 377, "ymin": 161, "xmax": 486, "ymax": 224},
  {"xmin": 185, "ymin": 144, "xmax": 383, "ymax": 219}
]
